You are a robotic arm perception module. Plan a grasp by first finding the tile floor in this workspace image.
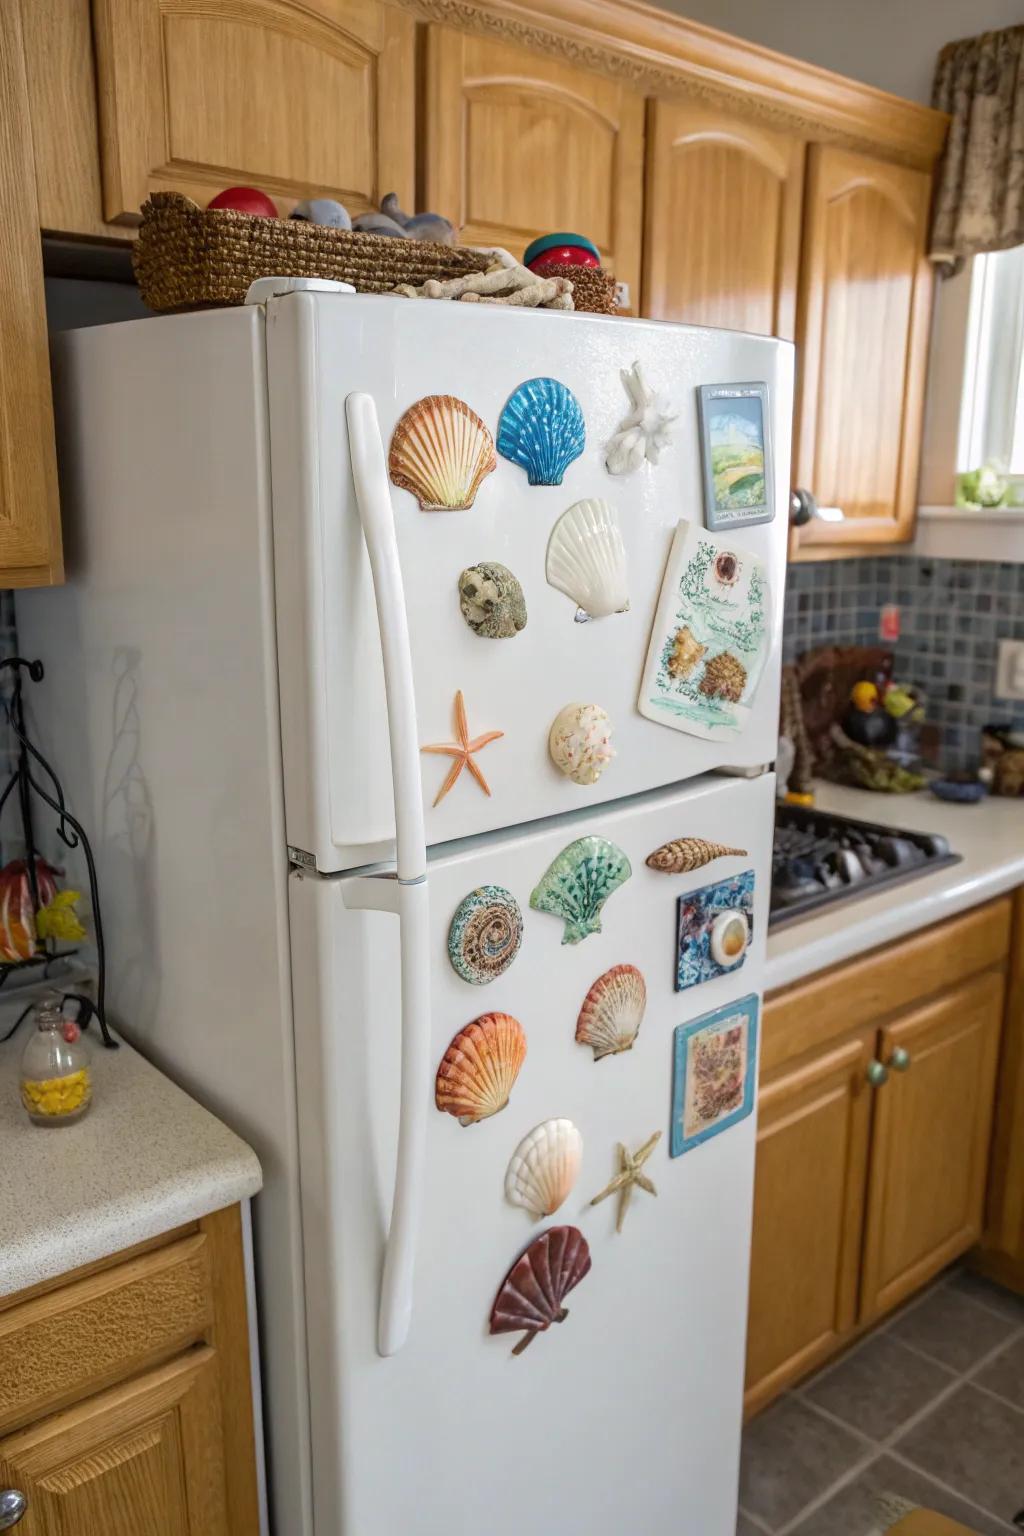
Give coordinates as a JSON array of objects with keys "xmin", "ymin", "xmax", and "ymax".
[{"xmin": 738, "ymin": 1267, "xmax": 1024, "ymax": 1535}]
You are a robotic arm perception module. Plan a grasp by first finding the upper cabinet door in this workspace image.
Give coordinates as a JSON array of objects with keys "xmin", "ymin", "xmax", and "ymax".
[
  {"xmin": 794, "ymin": 145, "xmax": 933, "ymax": 548},
  {"xmin": 643, "ymin": 99, "xmax": 804, "ymax": 339},
  {"xmin": 423, "ymin": 27, "xmax": 644, "ymax": 302},
  {"xmin": 92, "ymin": 0, "xmax": 415, "ymax": 222}
]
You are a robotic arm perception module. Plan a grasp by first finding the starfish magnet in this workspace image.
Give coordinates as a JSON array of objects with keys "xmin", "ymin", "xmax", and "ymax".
[
  {"xmin": 589, "ymin": 1130, "xmax": 661, "ymax": 1233},
  {"xmin": 421, "ymin": 690, "xmax": 504, "ymax": 807}
]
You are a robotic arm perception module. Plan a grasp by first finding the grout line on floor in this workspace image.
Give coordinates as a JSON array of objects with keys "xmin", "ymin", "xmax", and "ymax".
[
  {"xmin": 957, "ymin": 1370, "xmax": 1024, "ymax": 1419},
  {"xmin": 737, "ymin": 1504, "xmax": 773, "ymax": 1534},
  {"xmin": 884, "ymin": 1449, "xmax": 1022, "ymax": 1534},
  {"xmin": 785, "ymin": 1393, "xmax": 881, "ymax": 1450},
  {"xmin": 772, "ymin": 1448, "xmax": 880, "ymax": 1536},
  {"xmin": 947, "ymin": 1273, "xmax": 1024, "ymax": 1327}
]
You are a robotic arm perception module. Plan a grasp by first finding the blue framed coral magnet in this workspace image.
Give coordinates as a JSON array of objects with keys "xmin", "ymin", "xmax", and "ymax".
[
  {"xmin": 670, "ymin": 994, "xmax": 759, "ymax": 1158},
  {"xmin": 675, "ymin": 869, "xmax": 754, "ymax": 992}
]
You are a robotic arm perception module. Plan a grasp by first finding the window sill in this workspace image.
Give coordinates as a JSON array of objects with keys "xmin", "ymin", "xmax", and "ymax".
[{"xmin": 912, "ymin": 504, "xmax": 1024, "ymax": 562}]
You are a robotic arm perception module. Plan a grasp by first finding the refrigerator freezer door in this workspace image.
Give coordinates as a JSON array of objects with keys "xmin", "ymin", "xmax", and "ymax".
[
  {"xmin": 268, "ymin": 294, "xmax": 791, "ymax": 872},
  {"xmin": 288, "ymin": 771, "xmax": 773, "ymax": 1536}
]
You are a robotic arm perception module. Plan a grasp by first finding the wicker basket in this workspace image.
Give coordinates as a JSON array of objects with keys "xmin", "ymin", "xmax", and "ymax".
[
  {"xmin": 132, "ymin": 192, "xmax": 493, "ymax": 312},
  {"xmin": 538, "ymin": 263, "xmax": 619, "ymax": 315}
]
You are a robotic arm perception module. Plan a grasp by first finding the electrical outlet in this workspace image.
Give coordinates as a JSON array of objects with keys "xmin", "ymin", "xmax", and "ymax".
[{"xmin": 995, "ymin": 639, "xmax": 1024, "ymax": 701}]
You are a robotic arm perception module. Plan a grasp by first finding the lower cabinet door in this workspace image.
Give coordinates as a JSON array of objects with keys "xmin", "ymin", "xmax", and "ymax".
[
  {"xmin": 860, "ymin": 970, "xmax": 1005, "ymax": 1321},
  {"xmin": 745, "ymin": 1030, "xmax": 875, "ymax": 1415},
  {"xmin": 0, "ymin": 1347, "xmax": 227, "ymax": 1536}
]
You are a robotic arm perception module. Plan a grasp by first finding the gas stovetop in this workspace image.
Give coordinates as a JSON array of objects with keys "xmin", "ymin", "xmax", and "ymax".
[{"xmin": 769, "ymin": 803, "xmax": 962, "ymax": 929}]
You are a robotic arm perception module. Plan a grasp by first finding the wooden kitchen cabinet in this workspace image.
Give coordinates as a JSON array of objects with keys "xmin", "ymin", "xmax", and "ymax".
[
  {"xmin": 745, "ymin": 899, "xmax": 1011, "ymax": 1416},
  {"xmin": 792, "ymin": 145, "xmax": 934, "ymax": 551},
  {"xmin": 0, "ymin": 1206, "xmax": 258, "ymax": 1535},
  {"xmin": 422, "ymin": 26, "xmax": 645, "ymax": 302},
  {"xmin": 745, "ymin": 1031, "xmax": 874, "ymax": 1416},
  {"xmin": 0, "ymin": 0, "xmax": 63, "ymax": 586},
  {"xmin": 643, "ymin": 100, "xmax": 804, "ymax": 339},
  {"xmin": 91, "ymin": 0, "xmax": 416, "ymax": 223},
  {"xmin": 860, "ymin": 971, "xmax": 1004, "ymax": 1321}
]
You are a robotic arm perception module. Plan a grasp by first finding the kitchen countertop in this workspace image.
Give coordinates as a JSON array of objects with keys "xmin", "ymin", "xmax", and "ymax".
[
  {"xmin": 0, "ymin": 1028, "xmax": 261, "ymax": 1298},
  {"xmin": 765, "ymin": 781, "xmax": 1024, "ymax": 992}
]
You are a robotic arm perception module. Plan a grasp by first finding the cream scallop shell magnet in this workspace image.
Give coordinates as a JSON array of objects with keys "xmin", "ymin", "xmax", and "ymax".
[
  {"xmin": 504, "ymin": 1119, "xmax": 583, "ymax": 1218},
  {"xmin": 575, "ymin": 963, "xmax": 646, "ymax": 1060},
  {"xmin": 545, "ymin": 499, "xmax": 629, "ymax": 620},
  {"xmin": 388, "ymin": 394, "xmax": 496, "ymax": 510},
  {"xmin": 435, "ymin": 1012, "xmax": 527, "ymax": 1126},
  {"xmin": 548, "ymin": 703, "xmax": 614, "ymax": 786}
]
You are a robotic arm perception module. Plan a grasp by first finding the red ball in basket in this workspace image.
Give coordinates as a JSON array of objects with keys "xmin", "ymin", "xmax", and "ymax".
[{"xmin": 207, "ymin": 186, "xmax": 279, "ymax": 218}]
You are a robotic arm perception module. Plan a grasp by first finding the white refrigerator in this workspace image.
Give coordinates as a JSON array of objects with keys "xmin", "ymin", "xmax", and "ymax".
[{"xmin": 19, "ymin": 292, "xmax": 792, "ymax": 1536}]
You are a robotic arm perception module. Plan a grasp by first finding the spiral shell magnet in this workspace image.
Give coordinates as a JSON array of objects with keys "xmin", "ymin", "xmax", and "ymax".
[
  {"xmin": 447, "ymin": 885, "xmax": 523, "ymax": 985},
  {"xmin": 645, "ymin": 838, "xmax": 748, "ymax": 875}
]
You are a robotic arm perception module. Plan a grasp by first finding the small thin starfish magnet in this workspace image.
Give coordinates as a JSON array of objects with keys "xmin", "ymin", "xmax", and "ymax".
[
  {"xmin": 589, "ymin": 1130, "xmax": 661, "ymax": 1233},
  {"xmin": 421, "ymin": 689, "xmax": 504, "ymax": 807}
]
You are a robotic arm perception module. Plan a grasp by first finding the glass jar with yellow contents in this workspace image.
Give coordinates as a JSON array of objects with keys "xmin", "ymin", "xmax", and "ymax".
[{"xmin": 19, "ymin": 993, "xmax": 92, "ymax": 1126}]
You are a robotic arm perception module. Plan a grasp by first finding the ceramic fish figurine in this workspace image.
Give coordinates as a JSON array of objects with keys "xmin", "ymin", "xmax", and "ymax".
[
  {"xmin": 504, "ymin": 1119, "xmax": 583, "ymax": 1218},
  {"xmin": 605, "ymin": 361, "xmax": 678, "ymax": 475},
  {"xmin": 489, "ymin": 1225, "xmax": 591, "ymax": 1355},
  {"xmin": 548, "ymin": 703, "xmax": 614, "ymax": 785},
  {"xmin": 645, "ymin": 838, "xmax": 748, "ymax": 874},
  {"xmin": 497, "ymin": 378, "xmax": 585, "ymax": 486},
  {"xmin": 575, "ymin": 964, "xmax": 646, "ymax": 1060},
  {"xmin": 530, "ymin": 836, "xmax": 631, "ymax": 945},
  {"xmin": 435, "ymin": 1012, "xmax": 526, "ymax": 1126},
  {"xmin": 447, "ymin": 885, "xmax": 523, "ymax": 984},
  {"xmin": 289, "ymin": 198, "xmax": 351, "ymax": 229},
  {"xmin": 546, "ymin": 499, "xmax": 629, "ymax": 620},
  {"xmin": 458, "ymin": 563, "xmax": 527, "ymax": 639},
  {"xmin": 389, "ymin": 396, "xmax": 496, "ymax": 511},
  {"xmin": 381, "ymin": 192, "xmax": 455, "ymax": 245}
]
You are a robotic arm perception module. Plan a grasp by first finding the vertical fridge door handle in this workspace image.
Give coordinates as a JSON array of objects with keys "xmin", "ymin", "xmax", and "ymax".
[{"xmin": 344, "ymin": 393, "xmax": 429, "ymax": 1358}]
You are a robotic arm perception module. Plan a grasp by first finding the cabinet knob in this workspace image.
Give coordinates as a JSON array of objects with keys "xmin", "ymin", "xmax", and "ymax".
[
  {"xmin": 866, "ymin": 1059, "xmax": 889, "ymax": 1087},
  {"xmin": 0, "ymin": 1490, "xmax": 27, "ymax": 1528},
  {"xmin": 889, "ymin": 1046, "xmax": 911, "ymax": 1072},
  {"xmin": 789, "ymin": 490, "xmax": 846, "ymax": 527}
]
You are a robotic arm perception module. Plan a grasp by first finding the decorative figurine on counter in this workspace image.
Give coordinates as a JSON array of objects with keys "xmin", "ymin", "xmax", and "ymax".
[
  {"xmin": 589, "ymin": 1131, "xmax": 661, "ymax": 1233},
  {"xmin": 523, "ymin": 233, "xmax": 601, "ymax": 273},
  {"xmin": 421, "ymin": 690, "xmax": 504, "ymax": 806},
  {"xmin": 435, "ymin": 1012, "xmax": 527, "ymax": 1126},
  {"xmin": 207, "ymin": 186, "xmax": 279, "ymax": 217},
  {"xmin": 575, "ymin": 963, "xmax": 646, "ymax": 1060},
  {"xmin": 831, "ymin": 675, "xmax": 928, "ymax": 793},
  {"xmin": 548, "ymin": 703, "xmax": 615, "ymax": 785},
  {"xmin": 546, "ymin": 499, "xmax": 629, "ymax": 620},
  {"xmin": 841, "ymin": 681, "xmax": 897, "ymax": 749},
  {"xmin": 389, "ymin": 396, "xmax": 496, "ymax": 511},
  {"xmin": 605, "ymin": 362, "xmax": 678, "ymax": 476},
  {"xmin": 290, "ymin": 198, "xmax": 352, "ymax": 229},
  {"xmin": 504, "ymin": 1119, "xmax": 583, "ymax": 1218},
  {"xmin": 457, "ymin": 563, "xmax": 527, "ymax": 639},
  {"xmin": 489, "ymin": 1225, "xmax": 592, "ymax": 1355},
  {"xmin": 530, "ymin": 836, "xmax": 631, "ymax": 945},
  {"xmin": 497, "ymin": 378, "xmax": 586, "ymax": 486}
]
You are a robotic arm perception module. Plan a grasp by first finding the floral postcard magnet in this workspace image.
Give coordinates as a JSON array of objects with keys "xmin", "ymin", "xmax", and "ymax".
[
  {"xmin": 675, "ymin": 869, "xmax": 754, "ymax": 993},
  {"xmin": 637, "ymin": 519, "xmax": 770, "ymax": 740},
  {"xmin": 670, "ymin": 994, "xmax": 759, "ymax": 1158}
]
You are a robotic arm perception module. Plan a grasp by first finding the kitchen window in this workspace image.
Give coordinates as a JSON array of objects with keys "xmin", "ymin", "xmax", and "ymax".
[{"xmin": 957, "ymin": 244, "xmax": 1024, "ymax": 483}]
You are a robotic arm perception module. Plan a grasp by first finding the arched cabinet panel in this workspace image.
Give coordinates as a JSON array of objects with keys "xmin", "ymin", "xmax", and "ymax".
[{"xmin": 92, "ymin": 0, "xmax": 415, "ymax": 222}]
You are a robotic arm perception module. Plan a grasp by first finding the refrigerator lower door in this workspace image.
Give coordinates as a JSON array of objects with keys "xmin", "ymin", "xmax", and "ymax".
[{"xmin": 288, "ymin": 772, "xmax": 773, "ymax": 1536}]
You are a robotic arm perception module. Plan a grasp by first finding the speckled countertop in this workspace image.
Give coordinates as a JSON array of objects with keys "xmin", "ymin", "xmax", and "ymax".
[
  {"xmin": 0, "ymin": 1030, "xmax": 261, "ymax": 1298},
  {"xmin": 765, "ymin": 781, "xmax": 1024, "ymax": 992}
]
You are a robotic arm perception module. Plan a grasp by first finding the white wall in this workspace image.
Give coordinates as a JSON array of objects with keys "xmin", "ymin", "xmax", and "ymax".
[{"xmin": 658, "ymin": 0, "xmax": 1022, "ymax": 103}]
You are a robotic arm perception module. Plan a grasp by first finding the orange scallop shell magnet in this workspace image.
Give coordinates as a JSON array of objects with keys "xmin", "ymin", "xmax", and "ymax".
[{"xmin": 434, "ymin": 1011, "xmax": 526, "ymax": 1127}]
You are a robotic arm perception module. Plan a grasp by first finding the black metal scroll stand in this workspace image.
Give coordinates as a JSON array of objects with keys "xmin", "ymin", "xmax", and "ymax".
[{"xmin": 0, "ymin": 658, "xmax": 117, "ymax": 1048}]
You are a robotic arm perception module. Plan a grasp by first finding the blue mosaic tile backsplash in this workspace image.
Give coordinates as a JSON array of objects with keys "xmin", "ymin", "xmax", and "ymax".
[{"xmin": 783, "ymin": 556, "xmax": 1024, "ymax": 771}]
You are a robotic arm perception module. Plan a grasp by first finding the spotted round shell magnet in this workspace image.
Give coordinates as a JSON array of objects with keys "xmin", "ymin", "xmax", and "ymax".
[{"xmin": 447, "ymin": 885, "xmax": 523, "ymax": 985}]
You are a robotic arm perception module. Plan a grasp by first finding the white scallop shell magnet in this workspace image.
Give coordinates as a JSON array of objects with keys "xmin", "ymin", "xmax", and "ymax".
[
  {"xmin": 548, "ymin": 702, "xmax": 614, "ymax": 786},
  {"xmin": 504, "ymin": 1118, "xmax": 583, "ymax": 1218},
  {"xmin": 545, "ymin": 498, "xmax": 629, "ymax": 621}
]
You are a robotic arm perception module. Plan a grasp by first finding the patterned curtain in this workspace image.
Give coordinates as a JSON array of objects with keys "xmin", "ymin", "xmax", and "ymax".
[{"xmin": 931, "ymin": 26, "xmax": 1024, "ymax": 262}]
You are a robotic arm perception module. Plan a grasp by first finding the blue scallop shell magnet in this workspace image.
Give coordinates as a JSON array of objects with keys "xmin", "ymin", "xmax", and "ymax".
[{"xmin": 497, "ymin": 377, "xmax": 586, "ymax": 487}]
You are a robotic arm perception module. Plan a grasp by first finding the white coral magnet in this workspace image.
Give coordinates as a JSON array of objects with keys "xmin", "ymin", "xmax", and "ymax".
[{"xmin": 605, "ymin": 361, "xmax": 678, "ymax": 476}]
